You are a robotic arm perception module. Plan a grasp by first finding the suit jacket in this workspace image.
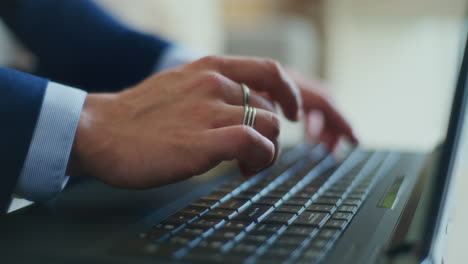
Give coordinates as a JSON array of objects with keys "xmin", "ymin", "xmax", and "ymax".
[{"xmin": 0, "ymin": 0, "xmax": 171, "ymax": 213}]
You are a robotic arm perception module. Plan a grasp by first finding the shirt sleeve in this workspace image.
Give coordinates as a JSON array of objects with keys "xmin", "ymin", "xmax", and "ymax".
[{"xmin": 14, "ymin": 82, "xmax": 87, "ymax": 201}]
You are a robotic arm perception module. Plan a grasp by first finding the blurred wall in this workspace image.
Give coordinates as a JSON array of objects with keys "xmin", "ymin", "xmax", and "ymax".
[
  {"xmin": 324, "ymin": 0, "xmax": 467, "ymax": 150},
  {"xmin": 95, "ymin": 0, "xmax": 224, "ymax": 54}
]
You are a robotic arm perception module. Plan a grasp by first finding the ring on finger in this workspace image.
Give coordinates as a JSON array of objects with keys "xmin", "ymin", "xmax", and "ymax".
[
  {"xmin": 241, "ymin": 83, "xmax": 250, "ymax": 106},
  {"xmin": 243, "ymin": 106, "xmax": 257, "ymax": 128}
]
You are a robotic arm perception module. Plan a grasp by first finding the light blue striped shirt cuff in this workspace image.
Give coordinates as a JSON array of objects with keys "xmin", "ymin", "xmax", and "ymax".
[{"xmin": 15, "ymin": 82, "xmax": 87, "ymax": 202}]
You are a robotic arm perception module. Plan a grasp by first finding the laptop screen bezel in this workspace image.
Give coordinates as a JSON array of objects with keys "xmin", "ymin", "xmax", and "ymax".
[{"xmin": 421, "ymin": 33, "xmax": 468, "ymax": 259}]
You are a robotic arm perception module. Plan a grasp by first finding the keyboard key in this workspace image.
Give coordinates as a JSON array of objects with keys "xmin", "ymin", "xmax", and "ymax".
[
  {"xmin": 197, "ymin": 239, "xmax": 227, "ymax": 250},
  {"xmin": 328, "ymin": 186, "xmax": 348, "ymax": 192},
  {"xmin": 263, "ymin": 212, "xmax": 296, "ymax": 225},
  {"xmin": 244, "ymin": 184, "xmax": 266, "ymax": 193},
  {"xmin": 236, "ymin": 205, "xmax": 272, "ymax": 222},
  {"xmin": 243, "ymin": 234, "xmax": 271, "ymax": 244},
  {"xmin": 275, "ymin": 234, "xmax": 308, "ymax": 247},
  {"xmin": 284, "ymin": 225, "xmax": 317, "ymax": 236},
  {"xmin": 332, "ymin": 212, "xmax": 352, "ymax": 221},
  {"xmin": 167, "ymin": 235, "xmax": 193, "ymax": 246},
  {"xmin": 218, "ymin": 198, "xmax": 250, "ymax": 211},
  {"xmin": 302, "ymin": 186, "xmax": 319, "ymax": 194},
  {"xmin": 292, "ymin": 192, "xmax": 315, "ymax": 200},
  {"xmin": 338, "ymin": 205, "xmax": 357, "ymax": 213},
  {"xmin": 294, "ymin": 212, "xmax": 329, "ymax": 227},
  {"xmin": 154, "ymin": 222, "xmax": 185, "ymax": 233},
  {"xmin": 210, "ymin": 228, "xmax": 243, "ymax": 240},
  {"xmin": 284, "ymin": 198, "xmax": 309, "ymax": 206},
  {"xmin": 265, "ymin": 190, "xmax": 289, "ymax": 198},
  {"xmin": 322, "ymin": 190, "xmax": 345, "ymax": 198},
  {"xmin": 324, "ymin": 219, "xmax": 347, "ymax": 230},
  {"xmin": 179, "ymin": 227, "xmax": 206, "ymax": 238},
  {"xmin": 202, "ymin": 190, "xmax": 230, "ymax": 201},
  {"xmin": 309, "ymin": 237, "xmax": 332, "ymax": 250},
  {"xmin": 231, "ymin": 242, "xmax": 259, "ymax": 255},
  {"xmin": 191, "ymin": 199, "xmax": 218, "ymax": 208},
  {"xmin": 206, "ymin": 208, "xmax": 237, "ymax": 219},
  {"xmin": 262, "ymin": 244, "xmax": 298, "ymax": 260},
  {"xmin": 255, "ymin": 197, "xmax": 282, "ymax": 206},
  {"xmin": 342, "ymin": 198, "xmax": 361, "ymax": 206},
  {"xmin": 250, "ymin": 223, "xmax": 283, "ymax": 235},
  {"xmin": 276, "ymin": 185, "xmax": 293, "ymax": 193},
  {"xmin": 180, "ymin": 205, "xmax": 209, "ymax": 215},
  {"xmin": 306, "ymin": 204, "xmax": 336, "ymax": 214},
  {"xmin": 318, "ymin": 228, "xmax": 340, "ymax": 240},
  {"xmin": 315, "ymin": 197, "xmax": 341, "ymax": 205},
  {"xmin": 164, "ymin": 212, "xmax": 198, "ymax": 224},
  {"xmin": 217, "ymin": 185, "xmax": 239, "ymax": 193},
  {"xmin": 191, "ymin": 217, "xmax": 224, "ymax": 229},
  {"xmin": 235, "ymin": 191, "xmax": 258, "ymax": 200},
  {"xmin": 296, "ymin": 186, "xmax": 318, "ymax": 196},
  {"xmin": 297, "ymin": 248, "xmax": 323, "ymax": 263},
  {"xmin": 223, "ymin": 220, "xmax": 252, "ymax": 230},
  {"xmin": 275, "ymin": 205, "xmax": 302, "ymax": 214},
  {"xmin": 348, "ymin": 191, "xmax": 366, "ymax": 199}
]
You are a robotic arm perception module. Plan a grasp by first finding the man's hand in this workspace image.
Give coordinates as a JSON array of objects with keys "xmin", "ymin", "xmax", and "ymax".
[
  {"xmin": 67, "ymin": 56, "xmax": 356, "ymax": 189},
  {"xmin": 68, "ymin": 56, "xmax": 300, "ymax": 188}
]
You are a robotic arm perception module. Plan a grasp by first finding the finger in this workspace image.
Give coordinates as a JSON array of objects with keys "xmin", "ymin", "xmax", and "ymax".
[
  {"xmin": 205, "ymin": 126, "xmax": 275, "ymax": 171},
  {"xmin": 195, "ymin": 72, "xmax": 277, "ymax": 113},
  {"xmin": 249, "ymin": 92, "xmax": 278, "ymax": 114},
  {"xmin": 217, "ymin": 78, "xmax": 277, "ymax": 113},
  {"xmin": 194, "ymin": 56, "xmax": 302, "ymax": 121},
  {"xmin": 305, "ymin": 110, "xmax": 324, "ymax": 143},
  {"xmin": 212, "ymin": 105, "xmax": 281, "ymax": 145},
  {"xmin": 302, "ymin": 88, "xmax": 358, "ymax": 143},
  {"xmin": 211, "ymin": 105, "xmax": 281, "ymax": 171},
  {"xmin": 320, "ymin": 127, "xmax": 341, "ymax": 152}
]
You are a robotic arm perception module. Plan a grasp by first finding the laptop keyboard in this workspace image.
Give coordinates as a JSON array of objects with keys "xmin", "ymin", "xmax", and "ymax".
[{"xmin": 117, "ymin": 144, "xmax": 392, "ymax": 263}]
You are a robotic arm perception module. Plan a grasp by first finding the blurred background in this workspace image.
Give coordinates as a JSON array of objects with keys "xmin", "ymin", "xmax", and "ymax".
[
  {"xmin": 1, "ymin": 1, "xmax": 467, "ymax": 262},
  {"xmin": 0, "ymin": 0, "xmax": 466, "ymax": 151}
]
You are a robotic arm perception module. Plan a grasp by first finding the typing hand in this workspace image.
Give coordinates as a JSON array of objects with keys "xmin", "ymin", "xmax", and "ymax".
[
  {"xmin": 68, "ymin": 56, "xmax": 300, "ymax": 188},
  {"xmin": 67, "ymin": 56, "xmax": 357, "ymax": 188}
]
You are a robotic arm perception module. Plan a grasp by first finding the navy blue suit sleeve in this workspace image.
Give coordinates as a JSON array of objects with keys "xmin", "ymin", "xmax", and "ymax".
[
  {"xmin": 0, "ymin": 67, "xmax": 47, "ymax": 214},
  {"xmin": 1, "ymin": 0, "xmax": 171, "ymax": 92}
]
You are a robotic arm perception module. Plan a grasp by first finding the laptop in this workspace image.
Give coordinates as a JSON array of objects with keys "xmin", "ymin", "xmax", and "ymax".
[{"xmin": 1, "ymin": 31, "xmax": 467, "ymax": 264}]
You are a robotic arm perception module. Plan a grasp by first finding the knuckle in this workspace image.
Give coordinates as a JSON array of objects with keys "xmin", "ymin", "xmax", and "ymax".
[
  {"xmin": 268, "ymin": 113, "xmax": 281, "ymax": 138},
  {"xmin": 264, "ymin": 58, "xmax": 283, "ymax": 77},
  {"xmin": 197, "ymin": 72, "xmax": 225, "ymax": 94},
  {"xmin": 198, "ymin": 55, "xmax": 223, "ymax": 68},
  {"xmin": 237, "ymin": 126, "xmax": 255, "ymax": 150}
]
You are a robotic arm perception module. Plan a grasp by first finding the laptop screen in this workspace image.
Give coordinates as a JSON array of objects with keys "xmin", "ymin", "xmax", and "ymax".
[{"xmin": 421, "ymin": 29, "xmax": 468, "ymax": 259}]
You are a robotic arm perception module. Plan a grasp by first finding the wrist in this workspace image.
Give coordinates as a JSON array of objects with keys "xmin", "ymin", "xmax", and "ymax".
[{"xmin": 67, "ymin": 93, "xmax": 118, "ymax": 178}]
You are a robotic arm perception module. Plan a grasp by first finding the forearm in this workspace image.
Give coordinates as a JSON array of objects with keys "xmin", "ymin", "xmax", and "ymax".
[{"xmin": 1, "ymin": 0, "xmax": 171, "ymax": 92}]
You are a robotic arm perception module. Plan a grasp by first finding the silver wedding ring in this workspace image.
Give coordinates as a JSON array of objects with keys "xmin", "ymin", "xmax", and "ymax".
[
  {"xmin": 241, "ymin": 83, "xmax": 256, "ymax": 128},
  {"xmin": 243, "ymin": 106, "xmax": 257, "ymax": 128},
  {"xmin": 241, "ymin": 83, "xmax": 250, "ymax": 106}
]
